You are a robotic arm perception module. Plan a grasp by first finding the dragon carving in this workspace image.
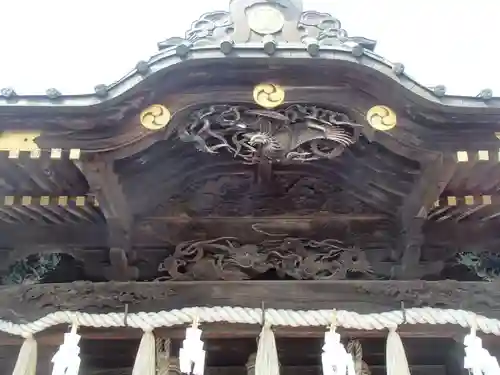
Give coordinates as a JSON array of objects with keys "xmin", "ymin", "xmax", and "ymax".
[
  {"xmin": 157, "ymin": 237, "xmax": 374, "ymax": 281},
  {"xmin": 177, "ymin": 104, "xmax": 361, "ymax": 163}
]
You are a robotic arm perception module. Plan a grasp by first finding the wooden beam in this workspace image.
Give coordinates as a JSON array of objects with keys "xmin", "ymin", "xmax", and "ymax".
[
  {"xmin": 401, "ymin": 155, "xmax": 457, "ymax": 224},
  {"xmin": 0, "ymin": 323, "xmax": 469, "ymax": 346},
  {"xmin": 77, "ymin": 158, "xmax": 138, "ymax": 280},
  {"xmin": 81, "ymin": 365, "xmax": 446, "ymax": 375},
  {"xmin": 0, "ymin": 214, "xmax": 388, "ymax": 248},
  {"xmin": 0, "ymin": 217, "xmax": 496, "ymax": 256},
  {"xmin": 1, "ymin": 280, "xmax": 500, "ymax": 324},
  {"xmin": 395, "ymin": 155, "xmax": 457, "ymax": 278}
]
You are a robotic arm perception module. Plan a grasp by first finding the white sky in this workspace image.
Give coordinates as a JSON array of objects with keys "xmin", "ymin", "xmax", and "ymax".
[{"xmin": 0, "ymin": 0, "xmax": 498, "ymax": 96}]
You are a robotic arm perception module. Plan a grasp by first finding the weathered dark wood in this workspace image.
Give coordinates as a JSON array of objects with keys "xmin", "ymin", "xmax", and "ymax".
[
  {"xmin": 1, "ymin": 280, "xmax": 500, "ymax": 323},
  {"xmin": 395, "ymin": 155, "xmax": 457, "ymax": 279},
  {"xmin": 0, "ymin": 216, "xmax": 497, "ymax": 281},
  {"xmin": 77, "ymin": 158, "xmax": 138, "ymax": 281},
  {"xmin": 74, "ymin": 336, "xmax": 461, "ymax": 375},
  {"xmin": 401, "ymin": 156, "xmax": 457, "ymax": 224},
  {"xmin": 0, "ymin": 215, "xmax": 492, "ymax": 248},
  {"xmin": 0, "ymin": 214, "xmax": 387, "ymax": 247},
  {"xmin": 81, "ymin": 365, "xmax": 447, "ymax": 375},
  {"xmin": 0, "ymin": 324, "xmax": 469, "ymax": 347},
  {"xmin": 1, "ymin": 0, "xmax": 500, "ymax": 372}
]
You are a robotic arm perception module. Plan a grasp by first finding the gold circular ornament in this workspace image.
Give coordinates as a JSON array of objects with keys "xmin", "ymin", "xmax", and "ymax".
[
  {"xmin": 366, "ymin": 105, "xmax": 397, "ymax": 131},
  {"xmin": 253, "ymin": 83, "xmax": 285, "ymax": 109},
  {"xmin": 140, "ymin": 104, "xmax": 171, "ymax": 130}
]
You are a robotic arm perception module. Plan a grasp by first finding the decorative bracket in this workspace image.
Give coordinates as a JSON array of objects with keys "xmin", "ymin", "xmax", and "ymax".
[
  {"xmin": 394, "ymin": 155, "xmax": 457, "ymax": 279},
  {"xmin": 77, "ymin": 158, "xmax": 138, "ymax": 281}
]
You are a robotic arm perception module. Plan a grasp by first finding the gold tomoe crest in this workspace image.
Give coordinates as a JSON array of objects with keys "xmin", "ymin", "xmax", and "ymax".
[
  {"xmin": 140, "ymin": 104, "xmax": 171, "ymax": 130},
  {"xmin": 366, "ymin": 105, "xmax": 397, "ymax": 131},
  {"xmin": 253, "ymin": 83, "xmax": 285, "ymax": 109}
]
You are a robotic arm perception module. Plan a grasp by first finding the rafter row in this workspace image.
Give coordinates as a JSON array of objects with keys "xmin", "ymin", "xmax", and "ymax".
[
  {"xmin": 456, "ymin": 150, "xmax": 500, "ymax": 162},
  {"xmin": 2, "ymin": 195, "xmax": 99, "ymax": 207},
  {"xmin": 1, "ymin": 149, "xmax": 81, "ymax": 160},
  {"xmin": 434, "ymin": 195, "xmax": 493, "ymax": 207}
]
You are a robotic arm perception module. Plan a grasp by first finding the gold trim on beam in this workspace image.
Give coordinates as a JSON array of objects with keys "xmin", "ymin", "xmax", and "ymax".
[
  {"xmin": 0, "ymin": 131, "xmax": 81, "ymax": 160},
  {"xmin": 478, "ymin": 150, "xmax": 489, "ymax": 161},
  {"xmin": 2, "ymin": 196, "xmax": 99, "ymax": 207},
  {"xmin": 1, "ymin": 148, "xmax": 82, "ymax": 160},
  {"xmin": 433, "ymin": 195, "xmax": 494, "ymax": 207},
  {"xmin": 464, "ymin": 195, "xmax": 475, "ymax": 205},
  {"xmin": 447, "ymin": 196, "xmax": 457, "ymax": 206},
  {"xmin": 456, "ymin": 151, "xmax": 469, "ymax": 162},
  {"xmin": 455, "ymin": 150, "xmax": 500, "ymax": 163}
]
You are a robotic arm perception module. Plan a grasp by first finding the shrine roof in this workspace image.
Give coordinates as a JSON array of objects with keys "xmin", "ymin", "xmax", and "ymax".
[
  {"xmin": 1, "ymin": 1, "xmax": 500, "ymax": 285},
  {"xmin": 0, "ymin": 0, "xmax": 498, "ymax": 116}
]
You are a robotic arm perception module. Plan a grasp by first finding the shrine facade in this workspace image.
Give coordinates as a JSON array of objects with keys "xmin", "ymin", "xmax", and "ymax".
[{"xmin": 1, "ymin": 1, "xmax": 500, "ymax": 374}]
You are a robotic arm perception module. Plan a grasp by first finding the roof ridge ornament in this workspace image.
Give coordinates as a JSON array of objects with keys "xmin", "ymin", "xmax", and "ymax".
[{"xmin": 157, "ymin": 0, "xmax": 376, "ymax": 52}]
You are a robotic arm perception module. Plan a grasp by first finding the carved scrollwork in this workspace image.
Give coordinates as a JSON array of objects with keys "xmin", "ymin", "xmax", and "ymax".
[
  {"xmin": 157, "ymin": 237, "xmax": 270, "ymax": 281},
  {"xmin": 158, "ymin": 11, "xmax": 233, "ymax": 49},
  {"xmin": 298, "ymin": 11, "xmax": 376, "ymax": 50},
  {"xmin": 456, "ymin": 252, "xmax": 500, "ymax": 281},
  {"xmin": 156, "ymin": 4, "xmax": 375, "ymax": 51},
  {"xmin": 177, "ymin": 104, "xmax": 361, "ymax": 163},
  {"xmin": 299, "ymin": 11, "xmax": 347, "ymax": 42},
  {"xmin": 186, "ymin": 11, "xmax": 234, "ymax": 45},
  {"xmin": 156, "ymin": 237, "xmax": 375, "ymax": 281}
]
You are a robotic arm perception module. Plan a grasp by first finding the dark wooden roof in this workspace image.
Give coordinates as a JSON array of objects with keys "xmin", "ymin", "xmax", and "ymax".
[
  {"xmin": 0, "ymin": 1, "xmax": 497, "ymax": 111},
  {"xmin": 0, "ymin": 0, "xmax": 499, "ymax": 284}
]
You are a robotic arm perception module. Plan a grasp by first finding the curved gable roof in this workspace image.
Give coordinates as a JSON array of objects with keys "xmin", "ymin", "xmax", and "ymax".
[{"xmin": 0, "ymin": 0, "xmax": 498, "ymax": 114}]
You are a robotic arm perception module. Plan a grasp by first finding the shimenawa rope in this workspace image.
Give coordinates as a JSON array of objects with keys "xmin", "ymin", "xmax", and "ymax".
[
  {"xmin": 8, "ymin": 306, "xmax": 500, "ymax": 375},
  {"xmin": 1, "ymin": 306, "xmax": 500, "ymax": 337}
]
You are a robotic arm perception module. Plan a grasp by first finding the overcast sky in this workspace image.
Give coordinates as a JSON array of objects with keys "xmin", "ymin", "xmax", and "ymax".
[{"xmin": 0, "ymin": 0, "xmax": 497, "ymax": 96}]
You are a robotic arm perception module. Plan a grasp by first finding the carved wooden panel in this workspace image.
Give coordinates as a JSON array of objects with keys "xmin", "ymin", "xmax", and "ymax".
[
  {"xmin": 155, "ymin": 173, "xmax": 382, "ymax": 217},
  {"xmin": 157, "ymin": 237, "xmax": 374, "ymax": 281}
]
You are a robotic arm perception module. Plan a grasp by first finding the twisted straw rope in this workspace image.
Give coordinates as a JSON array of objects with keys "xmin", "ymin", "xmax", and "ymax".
[{"xmin": 1, "ymin": 307, "xmax": 499, "ymax": 338}]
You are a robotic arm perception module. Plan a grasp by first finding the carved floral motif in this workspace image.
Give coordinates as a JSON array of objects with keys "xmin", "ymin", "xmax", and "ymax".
[
  {"xmin": 177, "ymin": 104, "xmax": 361, "ymax": 163},
  {"xmin": 157, "ymin": 237, "xmax": 374, "ymax": 281}
]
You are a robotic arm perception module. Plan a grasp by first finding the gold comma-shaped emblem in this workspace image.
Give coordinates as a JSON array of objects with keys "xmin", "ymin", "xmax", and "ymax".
[
  {"xmin": 366, "ymin": 105, "xmax": 397, "ymax": 131},
  {"xmin": 139, "ymin": 104, "xmax": 171, "ymax": 130},
  {"xmin": 253, "ymin": 83, "xmax": 285, "ymax": 109}
]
